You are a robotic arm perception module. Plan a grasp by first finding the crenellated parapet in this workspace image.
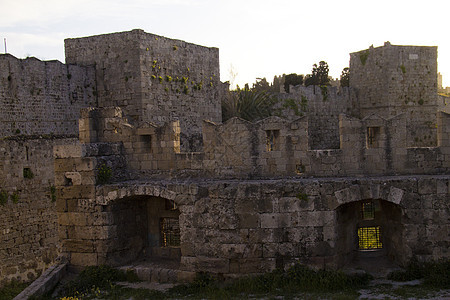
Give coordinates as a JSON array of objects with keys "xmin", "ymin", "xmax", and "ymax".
[{"xmin": 72, "ymin": 106, "xmax": 450, "ymax": 181}]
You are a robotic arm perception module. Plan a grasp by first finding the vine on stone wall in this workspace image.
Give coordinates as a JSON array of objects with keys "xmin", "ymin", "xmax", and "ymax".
[
  {"xmin": 360, "ymin": 50, "xmax": 370, "ymax": 65},
  {"xmin": 320, "ymin": 85, "xmax": 328, "ymax": 101},
  {"xmin": 50, "ymin": 185, "xmax": 57, "ymax": 202},
  {"xmin": 11, "ymin": 192, "xmax": 19, "ymax": 204}
]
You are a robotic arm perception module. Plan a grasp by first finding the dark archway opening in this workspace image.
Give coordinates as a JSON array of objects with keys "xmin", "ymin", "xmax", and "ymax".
[
  {"xmin": 336, "ymin": 199, "xmax": 404, "ymax": 274},
  {"xmin": 108, "ymin": 195, "xmax": 181, "ymax": 266}
]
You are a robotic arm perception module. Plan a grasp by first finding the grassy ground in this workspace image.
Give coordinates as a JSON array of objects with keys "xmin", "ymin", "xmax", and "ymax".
[
  {"xmin": 0, "ymin": 280, "xmax": 29, "ymax": 300},
  {"xmin": 2, "ymin": 260, "xmax": 448, "ymax": 300}
]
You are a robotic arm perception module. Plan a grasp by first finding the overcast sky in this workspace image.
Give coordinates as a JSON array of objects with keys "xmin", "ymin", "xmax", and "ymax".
[{"xmin": 1, "ymin": 0, "xmax": 449, "ymax": 87}]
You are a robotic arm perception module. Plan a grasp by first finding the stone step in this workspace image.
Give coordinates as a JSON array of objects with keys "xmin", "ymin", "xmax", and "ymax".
[{"xmin": 119, "ymin": 260, "xmax": 195, "ymax": 283}]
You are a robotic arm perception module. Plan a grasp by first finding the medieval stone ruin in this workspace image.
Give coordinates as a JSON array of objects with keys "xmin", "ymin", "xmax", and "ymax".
[{"xmin": 0, "ymin": 30, "xmax": 449, "ymax": 285}]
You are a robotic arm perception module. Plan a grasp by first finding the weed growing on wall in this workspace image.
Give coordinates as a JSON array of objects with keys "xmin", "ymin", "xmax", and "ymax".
[
  {"xmin": 320, "ymin": 85, "xmax": 328, "ymax": 101},
  {"xmin": 50, "ymin": 185, "xmax": 57, "ymax": 202},
  {"xmin": 0, "ymin": 190, "xmax": 8, "ymax": 205},
  {"xmin": 400, "ymin": 65, "xmax": 406, "ymax": 74},
  {"xmin": 300, "ymin": 95, "xmax": 308, "ymax": 111},
  {"xmin": 282, "ymin": 99, "xmax": 302, "ymax": 116},
  {"xmin": 23, "ymin": 168, "xmax": 34, "ymax": 179},
  {"xmin": 11, "ymin": 192, "xmax": 19, "ymax": 204},
  {"xmin": 296, "ymin": 191, "xmax": 308, "ymax": 201},
  {"xmin": 96, "ymin": 164, "xmax": 112, "ymax": 185}
]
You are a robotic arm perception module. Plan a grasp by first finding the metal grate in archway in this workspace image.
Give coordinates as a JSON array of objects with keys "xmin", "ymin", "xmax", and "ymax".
[
  {"xmin": 160, "ymin": 217, "xmax": 181, "ymax": 247},
  {"xmin": 358, "ymin": 226, "xmax": 382, "ymax": 250}
]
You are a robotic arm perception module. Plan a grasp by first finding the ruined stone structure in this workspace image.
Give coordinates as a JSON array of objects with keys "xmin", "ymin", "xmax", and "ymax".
[{"xmin": 0, "ymin": 30, "xmax": 449, "ymax": 285}]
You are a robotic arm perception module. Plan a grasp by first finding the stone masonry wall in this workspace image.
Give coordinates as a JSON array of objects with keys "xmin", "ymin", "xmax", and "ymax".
[
  {"xmin": 278, "ymin": 85, "xmax": 358, "ymax": 150},
  {"xmin": 0, "ymin": 54, "xmax": 95, "ymax": 137},
  {"xmin": 0, "ymin": 138, "xmax": 76, "ymax": 285},
  {"xmin": 65, "ymin": 29, "xmax": 223, "ymax": 151},
  {"xmin": 350, "ymin": 43, "xmax": 438, "ymax": 147},
  {"xmin": 54, "ymin": 171, "xmax": 449, "ymax": 274}
]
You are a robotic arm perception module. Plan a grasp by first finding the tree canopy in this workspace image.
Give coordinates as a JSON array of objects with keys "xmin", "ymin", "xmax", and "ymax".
[
  {"xmin": 284, "ymin": 73, "xmax": 304, "ymax": 93},
  {"xmin": 340, "ymin": 67, "xmax": 349, "ymax": 87},
  {"xmin": 305, "ymin": 61, "xmax": 330, "ymax": 86}
]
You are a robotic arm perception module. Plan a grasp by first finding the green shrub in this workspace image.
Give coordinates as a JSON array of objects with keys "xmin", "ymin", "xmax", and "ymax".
[
  {"xmin": 60, "ymin": 265, "xmax": 139, "ymax": 298},
  {"xmin": 388, "ymin": 259, "xmax": 450, "ymax": 288}
]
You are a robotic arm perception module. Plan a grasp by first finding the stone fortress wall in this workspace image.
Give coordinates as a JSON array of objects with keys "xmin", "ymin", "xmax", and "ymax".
[
  {"xmin": 0, "ymin": 54, "xmax": 95, "ymax": 284},
  {"xmin": 0, "ymin": 54, "xmax": 95, "ymax": 137},
  {"xmin": 0, "ymin": 138, "xmax": 78, "ymax": 284},
  {"xmin": 0, "ymin": 30, "xmax": 449, "ymax": 284}
]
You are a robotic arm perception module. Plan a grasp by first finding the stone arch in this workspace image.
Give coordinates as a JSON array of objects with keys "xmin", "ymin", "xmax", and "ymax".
[
  {"xmin": 94, "ymin": 184, "xmax": 187, "ymax": 266},
  {"xmin": 333, "ymin": 184, "xmax": 407, "ymax": 270},
  {"xmin": 332, "ymin": 183, "xmax": 405, "ymax": 210}
]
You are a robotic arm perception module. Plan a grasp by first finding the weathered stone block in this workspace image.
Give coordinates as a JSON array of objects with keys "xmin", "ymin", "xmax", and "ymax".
[
  {"xmin": 238, "ymin": 214, "xmax": 259, "ymax": 228},
  {"xmin": 53, "ymin": 144, "xmax": 83, "ymax": 159},
  {"xmin": 63, "ymin": 239, "xmax": 94, "ymax": 252},
  {"xmin": 71, "ymin": 252, "xmax": 97, "ymax": 266},
  {"xmin": 418, "ymin": 178, "xmax": 437, "ymax": 195},
  {"xmin": 196, "ymin": 257, "xmax": 229, "ymax": 273}
]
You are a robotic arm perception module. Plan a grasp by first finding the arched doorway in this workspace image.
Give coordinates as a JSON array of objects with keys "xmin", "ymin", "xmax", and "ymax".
[
  {"xmin": 336, "ymin": 199, "xmax": 405, "ymax": 271},
  {"xmin": 107, "ymin": 195, "xmax": 181, "ymax": 266}
]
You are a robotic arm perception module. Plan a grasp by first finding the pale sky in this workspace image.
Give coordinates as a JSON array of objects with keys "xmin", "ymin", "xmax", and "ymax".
[{"xmin": 1, "ymin": 0, "xmax": 450, "ymax": 87}]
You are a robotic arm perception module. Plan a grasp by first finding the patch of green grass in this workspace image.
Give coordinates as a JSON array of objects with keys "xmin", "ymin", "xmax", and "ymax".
[
  {"xmin": 59, "ymin": 265, "xmax": 139, "ymax": 298},
  {"xmin": 0, "ymin": 280, "xmax": 29, "ymax": 300},
  {"xmin": 388, "ymin": 259, "xmax": 450, "ymax": 288}
]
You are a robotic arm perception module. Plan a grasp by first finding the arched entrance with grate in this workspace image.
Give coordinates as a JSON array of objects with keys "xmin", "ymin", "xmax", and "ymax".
[
  {"xmin": 98, "ymin": 185, "xmax": 183, "ymax": 267},
  {"xmin": 336, "ymin": 198, "xmax": 405, "ymax": 271}
]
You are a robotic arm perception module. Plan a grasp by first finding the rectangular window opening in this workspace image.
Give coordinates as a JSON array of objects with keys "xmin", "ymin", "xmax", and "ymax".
[
  {"xmin": 160, "ymin": 217, "xmax": 180, "ymax": 247},
  {"xmin": 366, "ymin": 127, "xmax": 380, "ymax": 148},
  {"xmin": 266, "ymin": 130, "xmax": 279, "ymax": 152},
  {"xmin": 139, "ymin": 135, "xmax": 152, "ymax": 153},
  {"xmin": 361, "ymin": 201, "xmax": 375, "ymax": 220},
  {"xmin": 358, "ymin": 226, "xmax": 382, "ymax": 250}
]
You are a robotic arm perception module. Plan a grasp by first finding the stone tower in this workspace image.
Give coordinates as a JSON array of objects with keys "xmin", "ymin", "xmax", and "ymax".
[
  {"xmin": 65, "ymin": 29, "xmax": 224, "ymax": 151},
  {"xmin": 350, "ymin": 42, "xmax": 438, "ymax": 147}
]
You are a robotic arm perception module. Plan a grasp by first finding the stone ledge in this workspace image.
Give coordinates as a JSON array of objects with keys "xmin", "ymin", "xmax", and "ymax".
[{"xmin": 13, "ymin": 262, "xmax": 67, "ymax": 300}]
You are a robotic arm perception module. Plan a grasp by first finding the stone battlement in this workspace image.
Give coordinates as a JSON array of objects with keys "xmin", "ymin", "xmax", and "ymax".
[{"xmin": 75, "ymin": 106, "xmax": 450, "ymax": 179}]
